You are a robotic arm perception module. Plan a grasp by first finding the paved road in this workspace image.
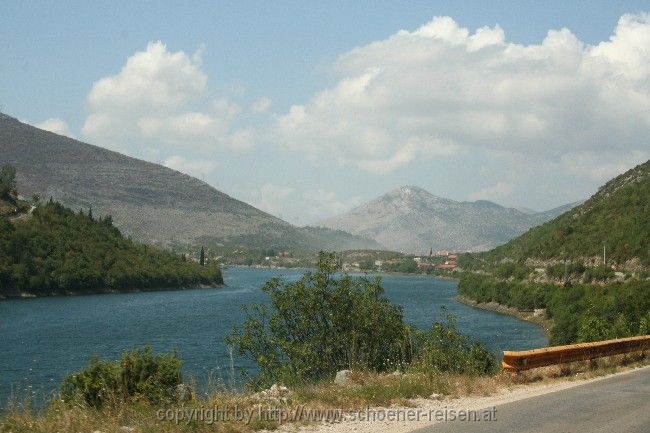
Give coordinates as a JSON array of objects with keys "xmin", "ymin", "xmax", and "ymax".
[{"xmin": 410, "ymin": 367, "xmax": 650, "ymax": 433}]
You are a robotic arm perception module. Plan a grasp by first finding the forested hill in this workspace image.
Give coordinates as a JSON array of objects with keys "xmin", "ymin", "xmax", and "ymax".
[
  {"xmin": 0, "ymin": 200, "xmax": 223, "ymax": 298},
  {"xmin": 486, "ymin": 160, "xmax": 650, "ymax": 269}
]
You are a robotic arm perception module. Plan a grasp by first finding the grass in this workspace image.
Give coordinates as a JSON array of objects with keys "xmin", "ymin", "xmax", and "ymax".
[{"xmin": 2, "ymin": 352, "xmax": 648, "ymax": 433}]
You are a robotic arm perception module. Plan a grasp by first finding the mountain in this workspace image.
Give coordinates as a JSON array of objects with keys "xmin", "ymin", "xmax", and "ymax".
[
  {"xmin": 531, "ymin": 201, "xmax": 583, "ymax": 222},
  {"xmin": 488, "ymin": 160, "xmax": 650, "ymax": 268},
  {"xmin": 317, "ymin": 186, "xmax": 579, "ymax": 252},
  {"xmin": 0, "ymin": 113, "xmax": 379, "ymax": 251}
]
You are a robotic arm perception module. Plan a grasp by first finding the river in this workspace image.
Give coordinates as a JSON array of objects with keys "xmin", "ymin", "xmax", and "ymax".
[{"xmin": 0, "ymin": 267, "xmax": 546, "ymax": 407}]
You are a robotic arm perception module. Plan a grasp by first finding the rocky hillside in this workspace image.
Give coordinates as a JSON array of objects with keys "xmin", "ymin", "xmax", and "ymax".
[
  {"xmin": 488, "ymin": 160, "xmax": 650, "ymax": 268},
  {"xmin": 317, "ymin": 186, "xmax": 576, "ymax": 252},
  {"xmin": 0, "ymin": 113, "xmax": 378, "ymax": 251}
]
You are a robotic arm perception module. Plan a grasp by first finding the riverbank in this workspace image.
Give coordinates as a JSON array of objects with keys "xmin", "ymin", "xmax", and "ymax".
[
  {"xmin": 0, "ymin": 283, "xmax": 225, "ymax": 300},
  {"xmin": 456, "ymin": 295, "xmax": 552, "ymax": 339},
  {"xmin": 222, "ymin": 263, "xmax": 459, "ymax": 281}
]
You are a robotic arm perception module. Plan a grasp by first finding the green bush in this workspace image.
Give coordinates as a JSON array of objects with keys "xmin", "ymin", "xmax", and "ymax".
[
  {"xmin": 584, "ymin": 266, "xmax": 615, "ymax": 282},
  {"xmin": 228, "ymin": 253, "xmax": 497, "ymax": 389},
  {"xmin": 61, "ymin": 347, "xmax": 183, "ymax": 407},
  {"xmin": 227, "ymin": 253, "xmax": 414, "ymax": 388},
  {"xmin": 410, "ymin": 314, "xmax": 497, "ymax": 375},
  {"xmin": 495, "ymin": 262, "xmax": 530, "ymax": 280}
]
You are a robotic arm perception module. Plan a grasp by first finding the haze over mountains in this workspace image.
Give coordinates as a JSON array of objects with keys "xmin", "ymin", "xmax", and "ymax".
[
  {"xmin": 317, "ymin": 186, "xmax": 578, "ymax": 252},
  {"xmin": 0, "ymin": 113, "xmax": 379, "ymax": 251}
]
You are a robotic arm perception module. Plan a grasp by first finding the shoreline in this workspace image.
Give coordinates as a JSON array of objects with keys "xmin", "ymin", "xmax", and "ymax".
[
  {"xmin": 0, "ymin": 282, "xmax": 225, "ymax": 300},
  {"xmin": 456, "ymin": 294, "xmax": 553, "ymax": 339}
]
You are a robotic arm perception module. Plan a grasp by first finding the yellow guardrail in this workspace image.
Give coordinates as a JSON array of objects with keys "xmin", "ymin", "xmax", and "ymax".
[{"xmin": 502, "ymin": 335, "xmax": 650, "ymax": 372}]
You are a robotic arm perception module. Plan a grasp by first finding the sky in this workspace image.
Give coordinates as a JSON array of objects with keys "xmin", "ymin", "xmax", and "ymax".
[{"xmin": 1, "ymin": 1, "xmax": 649, "ymax": 225}]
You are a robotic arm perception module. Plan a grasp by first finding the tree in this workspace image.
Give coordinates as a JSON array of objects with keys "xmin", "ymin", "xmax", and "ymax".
[
  {"xmin": 0, "ymin": 164, "xmax": 16, "ymax": 199},
  {"xmin": 227, "ymin": 252, "xmax": 413, "ymax": 387},
  {"xmin": 200, "ymin": 246, "xmax": 205, "ymax": 266}
]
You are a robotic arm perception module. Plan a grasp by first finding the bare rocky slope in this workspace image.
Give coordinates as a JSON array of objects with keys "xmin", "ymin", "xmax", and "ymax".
[
  {"xmin": 0, "ymin": 113, "xmax": 379, "ymax": 251},
  {"xmin": 317, "ymin": 186, "xmax": 577, "ymax": 252}
]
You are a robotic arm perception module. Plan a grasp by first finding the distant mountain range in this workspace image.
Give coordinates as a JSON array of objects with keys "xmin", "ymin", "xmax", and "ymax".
[
  {"xmin": 488, "ymin": 159, "xmax": 650, "ymax": 268},
  {"xmin": 0, "ymin": 113, "xmax": 379, "ymax": 251},
  {"xmin": 317, "ymin": 186, "xmax": 579, "ymax": 252}
]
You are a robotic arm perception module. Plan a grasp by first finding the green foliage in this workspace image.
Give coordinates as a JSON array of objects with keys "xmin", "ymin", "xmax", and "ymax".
[
  {"xmin": 0, "ymin": 164, "xmax": 16, "ymax": 199},
  {"xmin": 227, "ymin": 252, "xmax": 413, "ymax": 388},
  {"xmin": 494, "ymin": 262, "xmax": 531, "ymax": 280},
  {"xmin": 459, "ymin": 273, "xmax": 650, "ymax": 345},
  {"xmin": 0, "ymin": 200, "xmax": 222, "ymax": 296},
  {"xmin": 358, "ymin": 259, "xmax": 375, "ymax": 271},
  {"xmin": 409, "ymin": 314, "xmax": 497, "ymax": 375},
  {"xmin": 228, "ymin": 252, "xmax": 496, "ymax": 389},
  {"xmin": 61, "ymin": 347, "xmax": 183, "ymax": 408},
  {"xmin": 458, "ymin": 273, "xmax": 550, "ymax": 311},
  {"xmin": 382, "ymin": 258, "xmax": 418, "ymax": 273},
  {"xmin": 545, "ymin": 262, "xmax": 586, "ymax": 280},
  {"xmin": 583, "ymin": 265, "xmax": 615, "ymax": 282}
]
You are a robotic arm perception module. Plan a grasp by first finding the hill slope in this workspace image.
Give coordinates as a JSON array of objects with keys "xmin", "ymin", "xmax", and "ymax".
[
  {"xmin": 0, "ymin": 200, "xmax": 223, "ymax": 297},
  {"xmin": 317, "ymin": 186, "xmax": 577, "ymax": 252},
  {"xmin": 488, "ymin": 160, "xmax": 650, "ymax": 268},
  {"xmin": 0, "ymin": 113, "xmax": 378, "ymax": 251}
]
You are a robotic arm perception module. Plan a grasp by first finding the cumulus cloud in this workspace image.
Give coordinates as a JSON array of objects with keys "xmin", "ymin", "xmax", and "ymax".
[
  {"xmin": 86, "ymin": 41, "xmax": 207, "ymax": 115},
  {"xmin": 249, "ymin": 183, "xmax": 295, "ymax": 217},
  {"xmin": 82, "ymin": 41, "xmax": 252, "ymax": 162},
  {"xmin": 35, "ymin": 118, "xmax": 73, "ymax": 137},
  {"xmin": 468, "ymin": 181, "xmax": 515, "ymax": 202},
  {"xmin": 252, "ymin": 97, "xmax": 272, "ymax": 113},
  {"xmin": 302, "ymin": 189, "xmax": 362, "ymax": 222},
  {"xmin": 248, "ymin": 184, "xmax": 361, "ymax": 223},
  {"xmin": 163, "ymin": 155, "xmax": 217, "ymax": 178},
  {"xmin": 274, "ymin": 14, "xmax": 650, "ymax": 178}
]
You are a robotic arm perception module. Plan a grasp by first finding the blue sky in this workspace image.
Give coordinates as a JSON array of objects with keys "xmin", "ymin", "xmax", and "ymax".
[{"xmin": 2, "ymin": 1, "xmax": 649, "ymax": 224}]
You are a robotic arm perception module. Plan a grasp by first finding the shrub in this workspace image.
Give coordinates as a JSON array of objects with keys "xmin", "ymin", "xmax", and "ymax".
[
  {"xmin": 227, "ymin": 252, "xmax": 414, "ymax": 388},
  {"xmin": 583, "ymin": 266, "xmax": 615, "ymax": 282},
  {"xmin": 61, "ymin": 347, "xmax": 183, "ymax": 407},
  {"xmin": 228, "ymin": 252, "xmax": 498, "ymax": 389},
  {"xmin": 409, "ymin": 314, "xmax": 497, "ymax": 375}
]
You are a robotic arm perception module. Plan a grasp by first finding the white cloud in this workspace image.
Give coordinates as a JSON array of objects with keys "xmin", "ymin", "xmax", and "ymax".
[
  {"xmin": 561, "ymin": 150, "xmax": 649, "ymax": 182},
  {"xmin": 35, "ymin": 118, "xmax": 73, "ymax": 137},
  {"xmin": 274, "ymin": 14, "xmax": 650, "ymax": 178},
  {"xmin": 248, "ymin": 184, "xmax": 360, "ymax": 223},
  {"xmin": 86, "ymin": 41, "xmax": 206, "ymax": 114},
  {"xmin": 163, "ymin": 155, "xmax": 217, "ymax": 178},
  {"xmin": 82, "ymin": 41, "xmax": 253, "ymax": 157},
  {"xmin": 229, "ymin": 129, "xmax": 255, "ymax": 151},
  {"xmin": 468, "ymin": 181, "xmax": 515, "ymax": 202},
  {"xmin": 212, "ymin": 98, "xmax": 242, "ymax": 119},
  {"xmin": 252, "ymin": 97, "xmax": 272, "ymax": 113},
  {"xmin": 302, "ymin": 189, "xmax": 362, "ymax": 221},
  {"xmin": 249, "ymin": 183, "xmax": 295, "ymax": 217}
]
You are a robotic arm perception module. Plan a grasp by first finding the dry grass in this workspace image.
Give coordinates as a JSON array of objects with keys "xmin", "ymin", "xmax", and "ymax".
[{"xmin": 2, "ymin": 352, "xmax": 648, "ymax": 433}]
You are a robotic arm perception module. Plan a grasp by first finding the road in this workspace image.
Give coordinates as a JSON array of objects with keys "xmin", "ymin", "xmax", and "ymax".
[{"xmin": 410, "ymin": 367, "xmax": 650, "ymax": 433}]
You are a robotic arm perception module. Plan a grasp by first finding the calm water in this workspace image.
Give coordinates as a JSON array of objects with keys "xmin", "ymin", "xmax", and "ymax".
[{"xmin": 0, "ymin": 267, "xmax": 546, "ymax": 407}]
